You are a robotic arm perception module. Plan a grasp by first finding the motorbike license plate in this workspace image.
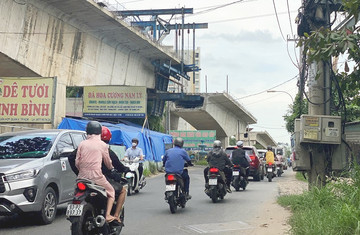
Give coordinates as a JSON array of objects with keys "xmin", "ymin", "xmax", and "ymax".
[
  {"xmin": 166, "ymin": 184, "xmax": 176, "ymax": 191},
  {"xmin": 267, "ymin": 168, "xmax": 273, "ymax": 172},
  {"xmin": 209, "ymin": 178, "xmax": 217, "ymax": 185},
  {"xmin": 232, "ymin": 171, "xmax": 239, "ymax": 176},
  {"xmin": 66, "ymin": 204, "xmax": 84, "ymax": 217}
]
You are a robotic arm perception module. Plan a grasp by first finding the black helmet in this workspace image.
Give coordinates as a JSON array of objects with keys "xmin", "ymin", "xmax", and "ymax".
[
  {"xmin": 267, "ymin": 145, "xmax": 272, "ymax": 150},
  {"xmin": 86, "ymin": 121, "xmax": 102, "ymax": 135},
  {"xmin": 213, "ymin": 140, "xmax": 222, "ymax": 148},
  {"xmin": 173, "ymin": 137, "xmax": 184, "ymax": 148},
  {"xmin": 132, "ymin": 138, "xmax": 139, "ymax": 144}
]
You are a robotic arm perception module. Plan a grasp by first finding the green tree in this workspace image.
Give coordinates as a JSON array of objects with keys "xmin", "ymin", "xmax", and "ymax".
[
  {"xmin": 283, "ymin": 94, "xmax": 308, "ymax": 133},
  {"xmin": 297, "ymin": 0, "xmax": 360, "ymax": 123}
]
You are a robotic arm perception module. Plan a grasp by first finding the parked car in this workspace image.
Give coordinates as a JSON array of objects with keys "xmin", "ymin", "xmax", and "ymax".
[
  {"xmin": 225, "ymin": 145, "xmax": 264, "ymax": 181},
  {"xmin": 0, "ymin": 129, "xmax": 86, "ymax": 224}
]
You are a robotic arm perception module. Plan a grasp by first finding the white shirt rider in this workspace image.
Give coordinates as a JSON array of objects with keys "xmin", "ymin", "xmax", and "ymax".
[{"xmin": 124, "ymin": 140, "xmax": 144, "ymax": 161}]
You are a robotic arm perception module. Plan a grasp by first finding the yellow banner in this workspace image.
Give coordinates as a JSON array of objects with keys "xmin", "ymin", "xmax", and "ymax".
[
  {"xmin": 0, "ymin": 77, "xmax": 55, "ymax": 123},
  {"xmin": 83, "ymin": 86, "xmax": 147, "ymax": 118}
]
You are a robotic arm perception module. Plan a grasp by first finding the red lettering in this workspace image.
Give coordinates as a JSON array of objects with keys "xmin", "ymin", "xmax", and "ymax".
[
  {"xmin": 0, "ymin": 103, "xmax": 18, "ymax": 115},
  {"xmin": 21, "ymin": 103, "xmax": 50, "ymax": 116},
  {"xmin": 125, "ymin": 93, "xmax": 135, "ymax": 98},
  {"xmin": 22, "ymin": 84, "xmax": 50, "ymax": 98},
  {"xmin": 3, "ymin": 83, "xmax": 18, "ymax": 97},
  {"xmin": 21, "ymin": 104, "xmax": 28, "ymax": 115},
  {"xmin": 41, "ymin": 104, "xmax": 50, "ymax": 116}
]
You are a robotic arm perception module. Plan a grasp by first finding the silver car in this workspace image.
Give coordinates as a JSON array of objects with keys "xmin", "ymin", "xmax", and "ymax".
[{"xmin": 0, "ymin": 129, "xmax": 86, "ymax": 224}]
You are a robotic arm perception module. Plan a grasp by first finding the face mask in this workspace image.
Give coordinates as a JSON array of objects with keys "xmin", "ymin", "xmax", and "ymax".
[{"xmin": 132, "ymin": 143, "xmax": 137, "ymax": 147}]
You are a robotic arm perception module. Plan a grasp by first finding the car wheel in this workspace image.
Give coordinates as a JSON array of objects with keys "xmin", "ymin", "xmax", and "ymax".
[{"xmin": 37, "ymin": 187, "xmax": 58, "ymax": 224}]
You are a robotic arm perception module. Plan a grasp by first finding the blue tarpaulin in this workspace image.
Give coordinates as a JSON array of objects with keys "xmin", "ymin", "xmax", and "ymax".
[{"xmin": 57, "ymin": 118, "xmax": 172, "ymax": 162}]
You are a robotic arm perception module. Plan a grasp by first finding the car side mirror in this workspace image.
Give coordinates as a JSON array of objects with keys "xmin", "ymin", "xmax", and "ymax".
[{"xmin": 53, "ymin": 148, "xmax": 74, "ymax": 160}]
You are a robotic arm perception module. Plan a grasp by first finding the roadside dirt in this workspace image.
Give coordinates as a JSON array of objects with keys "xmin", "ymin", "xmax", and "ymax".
[{"xmin": 245, "ymin": 169, "xmax": 308, "ymax": 235}]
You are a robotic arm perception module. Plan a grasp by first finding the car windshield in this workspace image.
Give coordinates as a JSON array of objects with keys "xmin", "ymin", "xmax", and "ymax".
[
  {"xmin": 258, "ymin": 152, "xmax": 265, "ymax": 158},
  {"xmin": 0, "ymin": 133, "xmax": 56, "ymax": 159},
  {"xmin": 243, "ymin": 148, "xmax": 254, "ymax": 156},
  {"xmin": 225, "ymin": 148, "xmax": 236, "ymax": 155}
]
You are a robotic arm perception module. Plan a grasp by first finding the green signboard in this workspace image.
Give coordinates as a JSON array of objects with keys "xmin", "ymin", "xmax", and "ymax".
[{"xmin": 169, "ymin": 130, "xmax": 216, "ymax": 150}]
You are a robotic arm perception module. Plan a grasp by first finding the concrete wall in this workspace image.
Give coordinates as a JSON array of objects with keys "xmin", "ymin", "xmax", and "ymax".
[{"xmin": 0, "ymin": 0, "xmax": 155, "ymax": 128}]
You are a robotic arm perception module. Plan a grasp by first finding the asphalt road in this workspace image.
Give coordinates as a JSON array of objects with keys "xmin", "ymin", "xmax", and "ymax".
[{"xmin": 0, "ymin": 166, "xmax": 282, "ymax": 235}]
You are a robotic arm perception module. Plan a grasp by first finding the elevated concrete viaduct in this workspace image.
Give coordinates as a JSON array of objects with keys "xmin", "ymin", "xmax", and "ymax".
[
  {"xmin": 0, "ymin": 0, "xmax": 269, "ymax": 145},
  {"xmin": 171, "ymin": 93, "xmax": 257, "ymax": 146},
  {"xmin": 0, "ymin": 0, "xmax": 180, "ymax": 131}
]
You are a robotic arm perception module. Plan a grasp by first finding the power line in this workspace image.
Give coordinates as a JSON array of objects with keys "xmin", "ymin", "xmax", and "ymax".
[
  {"xmin": 272, "ymin": 0, "xmax": 287, "ymax": 42},
  {"xmin": 203, "ymin": 74, "xmax": 298, "ymax": 106},
  {"xmin": 192, "ymin": 0, "xmax": 246, "ymax": 16},
  {"xmin": 286, "ymin": 0, "xmax": 294, "ymax": 37},
  {"xmin": 238, "ymin": 74, "xmax": 298, "ymax": 100},
  {"xmin": 207, "ymin": 11, "xmax": 297, "ymax": 24}
]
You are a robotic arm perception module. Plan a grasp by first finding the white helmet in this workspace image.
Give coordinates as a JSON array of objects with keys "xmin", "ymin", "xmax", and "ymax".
[
  {"xmin": 213, "ymin": 140, "xmax": 222, "ymax": 148},
  {"xmin": 236, "ymin": 141, "xmax": 243, "ymax": 147}
]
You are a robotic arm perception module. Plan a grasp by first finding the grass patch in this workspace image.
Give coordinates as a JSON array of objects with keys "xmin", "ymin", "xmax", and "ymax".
[
  {"xmin": 148, "ymin": 161, "xmax": 157, "ymax": 174},
  {"xmin": 143, "ymin": 168, "xmax": 151, "ymax": 177},
  {"xmin": 195, "ymin": 159, "xmax": 208, "ymax": 166},
  {"xmin": 295, "ymin": 172, "xmax": 307, "ymax": 182},
  {"xmin": 278, "ymin": 166, "xmax": 360, "ymax": 235}
]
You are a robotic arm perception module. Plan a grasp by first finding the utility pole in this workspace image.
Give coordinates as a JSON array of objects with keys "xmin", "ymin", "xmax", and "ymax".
[{"xmin": 306, "ymin": 3, "xmax": 331, "ymax": 188}]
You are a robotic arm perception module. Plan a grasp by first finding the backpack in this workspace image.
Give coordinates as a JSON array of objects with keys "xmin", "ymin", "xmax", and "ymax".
[{"xmin": 232, "ymin": 148, "xmax": 249, "ymax": 167}]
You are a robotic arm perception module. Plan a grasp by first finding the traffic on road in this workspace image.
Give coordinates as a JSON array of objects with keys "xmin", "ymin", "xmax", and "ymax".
[{"xmin": 0, "ymin": 125, "xmax": 290, "ymax": 234}]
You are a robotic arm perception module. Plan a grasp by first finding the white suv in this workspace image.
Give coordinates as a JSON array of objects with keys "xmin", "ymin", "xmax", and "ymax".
[{"xmin": 0, "ymin": 129, "xmax": 86, "ymax": 224}]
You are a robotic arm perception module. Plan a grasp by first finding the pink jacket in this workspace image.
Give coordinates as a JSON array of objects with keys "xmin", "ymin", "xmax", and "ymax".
[{"xmin": 76, "ymin": 134, "xmax": 115, "ymax": 199}]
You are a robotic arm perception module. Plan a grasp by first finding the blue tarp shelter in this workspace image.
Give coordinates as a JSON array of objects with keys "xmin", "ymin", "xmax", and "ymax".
[{"xmin": 58, "ymin": 118, "xmax": 172, "ymax": 162}]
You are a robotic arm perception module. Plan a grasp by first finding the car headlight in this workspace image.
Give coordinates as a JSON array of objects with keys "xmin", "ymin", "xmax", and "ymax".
[{"xmin": 3, "ymin": 169, "xmax": 40, "ymax": 182}]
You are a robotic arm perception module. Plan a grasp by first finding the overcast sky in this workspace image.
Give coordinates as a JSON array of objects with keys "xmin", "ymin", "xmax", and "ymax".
[{"xmin": 118, "ymin": 0, "xmax": 301, "ymax": 145}]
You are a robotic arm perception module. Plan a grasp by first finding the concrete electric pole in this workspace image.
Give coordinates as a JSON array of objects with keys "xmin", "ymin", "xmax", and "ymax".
[{"xmin": 306, "ymin": 3, "xmax": 331, "ymax": 188}]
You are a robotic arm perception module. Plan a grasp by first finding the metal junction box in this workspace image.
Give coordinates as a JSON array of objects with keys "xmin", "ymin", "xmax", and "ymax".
[
  {"xmin": 300, "ymin": 115, "xmax": 341, "ymax": 144},
  {"xmin": 292, "ymin": 119, "xmax": 311, "ymax": 171}
]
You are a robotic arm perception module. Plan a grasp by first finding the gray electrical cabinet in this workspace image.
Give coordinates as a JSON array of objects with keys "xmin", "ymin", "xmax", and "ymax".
[
  {"xmin": 292, "ymin": 119, "xmax": 311, "ymax": 171},
  {"xmin": 300, "ymin": 115, "xmax": 341, "ymax": 144}
]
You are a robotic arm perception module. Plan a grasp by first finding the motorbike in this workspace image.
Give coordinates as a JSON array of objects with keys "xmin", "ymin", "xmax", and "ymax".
[
  {"xmin": 231, "ymin": 165, "xmax": 248, "ymax": 191},
  {"xmin": 122, "ymin": 157, "xmax": 146, "ymax": 196},
  {"xmin": 205, "ymin": 167, "xmax": 227, "ymax": 203},
  {"xmin": 265, "ymin": 162, "xmax": 275, "ymax": 182},
  {"xmin": 275, "ymin": 156, "xmax": 284, "ymax": 177},
  {"xmin": 164, "ymin": 168, "xmax": 190, "ymax": 214},
  {"xmin": 66, "ymin": 176, "xmax": 128, "ymax": 235}
]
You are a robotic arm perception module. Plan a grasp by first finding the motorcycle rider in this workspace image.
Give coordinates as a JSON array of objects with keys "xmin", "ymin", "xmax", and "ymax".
[
  {"xmin": 265, "ymin": 145, "xmax": 276, "ymax": 173},
  {"xmin": 163, "ymin": 137, "xmax": 193, "ymax": 199},
  {"xmin": 204, "ymin": 140, "xmax": 233, "ymax": 193},
  {"xmin": 74, "ymin": 121, "xmax": 117, "ymax": 223},
  {"xmin": 100, "ymin": 126, "xmax": 128, "ymax": 223},
  {"xmin": 124, "ymin": 138, "xmax": 144, "ymax": 180},
  {"xmin": 230, "ymin": 141, "xmax": 251, "ymax": 180}
]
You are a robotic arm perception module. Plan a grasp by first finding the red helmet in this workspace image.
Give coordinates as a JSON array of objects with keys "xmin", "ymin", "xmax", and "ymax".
[{"xmin": 101, "ymin": 126, "xmax": 112, "ymax": 142}]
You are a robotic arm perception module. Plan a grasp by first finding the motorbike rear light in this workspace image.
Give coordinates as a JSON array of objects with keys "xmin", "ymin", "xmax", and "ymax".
[
  {"xmin": 72, "ymin": 200, "xmax": 81, "ymax": 204},
  {"xmin": 167, "ymin": 175, "xmax": 175, "ymax": 181},
  {"xmin": 209, "ymin": 168, "xmax": 219, "ymax": 173},
  {"xmin": 233, "ymin": 165, "xmax": 240, "ymax": 168},
  {"xmin": 250, "ymin": 156, "xmax": 256, "ymax": 161},
  {"xmin": 77, "ymin": 182, "xmax": 87, "ymax": 191},
  {"xmin": 268, "ymin": 162, "xmax": 273, "ymax": 166}
]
